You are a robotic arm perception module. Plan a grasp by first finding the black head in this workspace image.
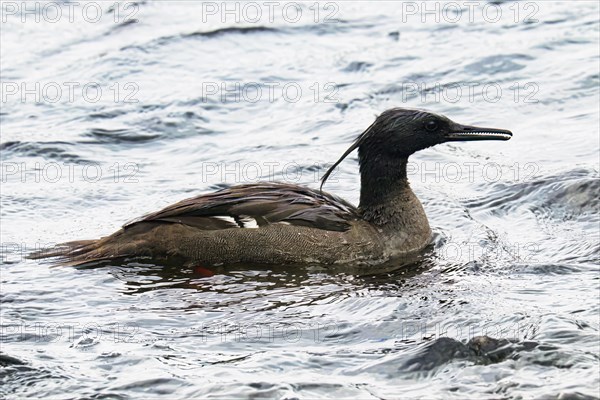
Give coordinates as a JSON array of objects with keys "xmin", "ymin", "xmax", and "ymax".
[{"xmin": 320, "ymin": 108, "xmax": 512, "ymax": 190}]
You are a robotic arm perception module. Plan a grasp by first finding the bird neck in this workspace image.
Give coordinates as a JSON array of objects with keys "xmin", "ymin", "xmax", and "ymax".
[
  {"xmin": 359, "ymin": 156, "xmax": 409, "ymax": 208},
  {"xmin": 358, "ymin": 156, "xmax": 430, "ymax": 239}
]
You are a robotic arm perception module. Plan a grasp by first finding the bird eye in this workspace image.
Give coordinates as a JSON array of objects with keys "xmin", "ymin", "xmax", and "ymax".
[{"xmin": 425, "ymin": 121, "xmax": 438, "ymax": 132}]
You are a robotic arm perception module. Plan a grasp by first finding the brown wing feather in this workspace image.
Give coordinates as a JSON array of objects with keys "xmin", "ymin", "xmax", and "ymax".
[{"xmin": 124, "ymin": 182, "xmax": 358, "ymax": 232}]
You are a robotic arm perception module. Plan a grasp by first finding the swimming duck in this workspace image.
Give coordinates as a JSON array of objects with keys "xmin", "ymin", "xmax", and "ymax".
[{"xmin": 32, "ymin": 108, "xmax": 512, "ymax": 267}]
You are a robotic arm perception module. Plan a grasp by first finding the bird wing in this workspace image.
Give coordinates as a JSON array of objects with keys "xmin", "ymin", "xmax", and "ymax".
[{"xmin": 123, "ymin": 182, "xmax": 359, "ymax": 232}]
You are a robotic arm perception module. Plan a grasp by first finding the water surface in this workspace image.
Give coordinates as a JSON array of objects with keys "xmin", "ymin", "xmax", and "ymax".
[{"xmin": 1, "ymin": 1, "xmax": 599, "ymax": 398}]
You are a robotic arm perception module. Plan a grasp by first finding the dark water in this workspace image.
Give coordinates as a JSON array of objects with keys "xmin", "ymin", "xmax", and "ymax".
[{"xmin": 1, "ymin": 1, "xmax": 599, "ymax": 399}]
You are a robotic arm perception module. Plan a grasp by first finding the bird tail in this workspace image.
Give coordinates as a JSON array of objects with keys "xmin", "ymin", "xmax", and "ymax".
[{"xmin": 27, "ymin": 238, "xmax": 125, "ymax": 267}]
